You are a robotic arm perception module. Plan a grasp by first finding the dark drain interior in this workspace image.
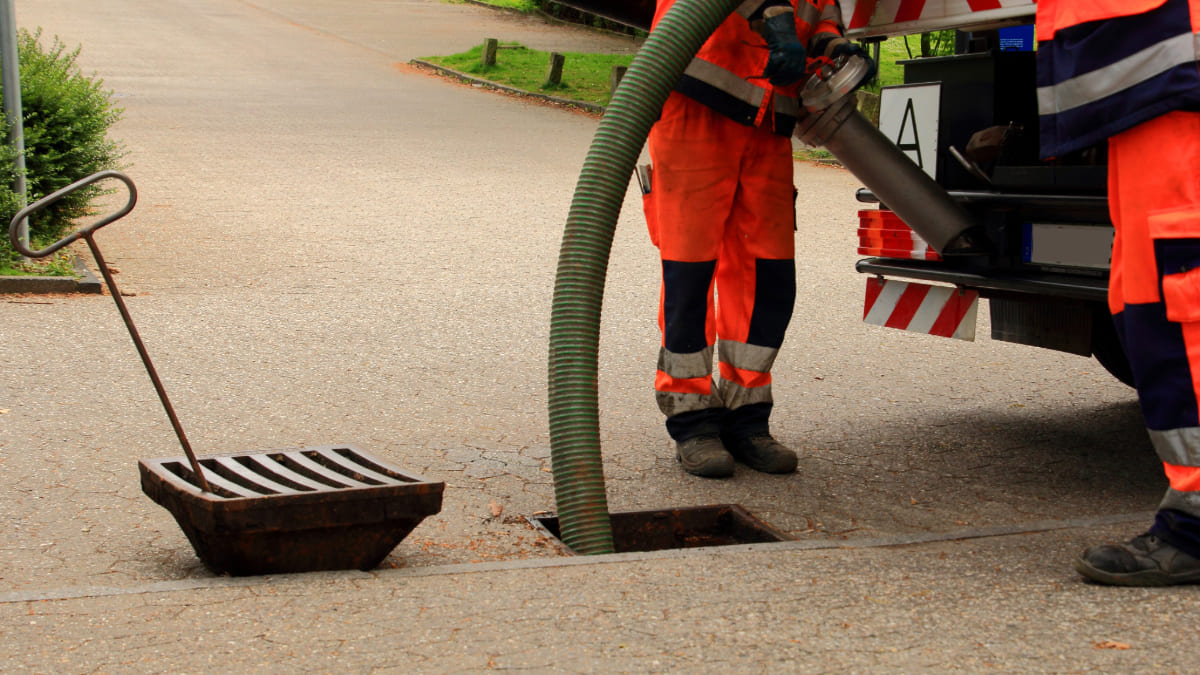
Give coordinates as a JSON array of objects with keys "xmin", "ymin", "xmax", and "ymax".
[{"xmin": 530, "ymin": 504, "xmax": 789, "ymax": 554}]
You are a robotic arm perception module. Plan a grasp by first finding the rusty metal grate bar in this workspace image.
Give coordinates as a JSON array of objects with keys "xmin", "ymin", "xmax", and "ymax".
[{"xmin": 152, "ymin": 445, "xmax": 419, "ymax": 500}]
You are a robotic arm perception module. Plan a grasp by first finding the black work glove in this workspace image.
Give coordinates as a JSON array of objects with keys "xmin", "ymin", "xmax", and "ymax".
[
  {"xmin": 831, "ymin": 42, "xmax": 878, "ymax": 89},
  {"xmin": 760, "ymin": 12, "xmax": 808, "ymax": 87}
]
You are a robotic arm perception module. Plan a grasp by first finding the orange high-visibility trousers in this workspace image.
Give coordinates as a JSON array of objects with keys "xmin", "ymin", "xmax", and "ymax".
[
  {"xmin": 645, "ymin": 94, "xmax": 797, "ymax": 441},
  {"xmin": 1108, "ymin": 110, "xmax": 1200, "ymax": 517}
]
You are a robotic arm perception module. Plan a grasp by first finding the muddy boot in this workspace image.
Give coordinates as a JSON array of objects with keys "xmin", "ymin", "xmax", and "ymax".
[
  {"xmin": 722, "ymin": 434, "xmax": 797, "ymax": 474},
  {"xmin": 676, "ymin": 434, "xmax": 735, "ymax": 478},
  {"xmin": 1074, "ymin": 532, "xmax": 1200, "ymax": 586}
]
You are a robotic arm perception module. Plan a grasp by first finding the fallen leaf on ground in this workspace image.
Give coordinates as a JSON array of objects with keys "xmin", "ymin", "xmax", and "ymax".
[{"xmin": 1094, "ymin": 640, "xmax": 1131, "ymax": 650}]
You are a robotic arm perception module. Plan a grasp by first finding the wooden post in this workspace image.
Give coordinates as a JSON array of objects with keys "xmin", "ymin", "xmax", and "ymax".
[
  {"xmin": 610, "ymin": 65, "xmax": 628, "ymax": 97},
  {"xmin": 482, "ymin": 38, "xmax": 498, "ymax": 67},
  {"xmin": 545, "ymin": 52, "xmax": 565, "ymax": 88}
]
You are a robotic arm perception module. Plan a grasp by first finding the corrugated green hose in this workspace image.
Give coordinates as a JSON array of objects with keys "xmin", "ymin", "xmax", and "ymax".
[{"xmin": 548, "ymin": 0, "xmax": 742, "ymax": 555}]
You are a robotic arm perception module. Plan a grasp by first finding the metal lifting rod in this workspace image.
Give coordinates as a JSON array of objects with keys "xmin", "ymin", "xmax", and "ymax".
[{"xmin": 8, "ymin": 171, "xmax": 212, "ymax": 492}]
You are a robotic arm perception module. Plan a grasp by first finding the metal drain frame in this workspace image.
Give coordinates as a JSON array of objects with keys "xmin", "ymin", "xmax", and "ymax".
[
  {"xmin": 139, "ymin": 444, "xmax": 444, "ymax": 576},
  {"xmin": 529, "ymin": 505, "xmax": 790, "ymax": 555}
]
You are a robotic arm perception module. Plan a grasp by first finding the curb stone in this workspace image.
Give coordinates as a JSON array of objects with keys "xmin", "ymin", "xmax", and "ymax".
[
  {"xmin": 460, "ymin": 0, "xmax": 644, "ymax": 40},
  {"xmin": 0, "ymin": 255, "xmax": 102, "ymax": 295},
  {"xmin": 409, "ymin": 58, "xmax": 606, "ymax": 115}
]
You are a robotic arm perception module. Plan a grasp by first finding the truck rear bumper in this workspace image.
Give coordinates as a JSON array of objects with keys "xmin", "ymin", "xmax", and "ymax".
[{"xmin": 855, "ymin": 258, "xmax": 1109, "ymax": 304}]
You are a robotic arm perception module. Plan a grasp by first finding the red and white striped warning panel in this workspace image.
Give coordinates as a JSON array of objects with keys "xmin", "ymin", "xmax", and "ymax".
[
  {"xmin": 858, "ymin": 209, "xmax": 941, "ymax": 261},
  {"xmin": 864, "ymin": 278, "xmax": 979, "ymax": 340},
  {"xmin": 842, "ymin": 0, "xmax": 1035, "ymax": 38}
]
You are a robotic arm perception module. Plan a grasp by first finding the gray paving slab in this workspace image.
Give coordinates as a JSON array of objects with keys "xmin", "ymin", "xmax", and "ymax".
[
  {"xmin": 4, "ymin": 525, "xmax": 1198, "ymax": 672},
  {"xmin": 1, "ymin": 0, "xmax": 1194, "ymax": 671}
]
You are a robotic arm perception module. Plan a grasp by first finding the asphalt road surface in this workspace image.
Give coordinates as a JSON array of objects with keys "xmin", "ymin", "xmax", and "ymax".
[{"xmin": 1, "ymin": 1, "xmax": 1188, "ymax": 671}]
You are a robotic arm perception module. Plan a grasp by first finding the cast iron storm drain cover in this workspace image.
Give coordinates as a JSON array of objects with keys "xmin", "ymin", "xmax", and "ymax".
[{"xmin": 139, "ymin": 444, "xmax": 444, "ymax": 576}]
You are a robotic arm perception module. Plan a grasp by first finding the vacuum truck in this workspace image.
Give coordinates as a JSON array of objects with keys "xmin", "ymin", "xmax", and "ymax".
[{"xmin": 558, "ymin": 0, "xmax": 1131, "ymax": 386}]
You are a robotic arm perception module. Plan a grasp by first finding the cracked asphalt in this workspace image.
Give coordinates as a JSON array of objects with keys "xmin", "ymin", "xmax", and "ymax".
[{"xmin": 2, "ymin": 0, "xmax": 1197, "ymax": 671}]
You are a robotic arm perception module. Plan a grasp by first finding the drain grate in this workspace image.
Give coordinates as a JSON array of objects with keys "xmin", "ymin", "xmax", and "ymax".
[
  {"xmin": 152, "ymin": 446, "xmax": 418, "ymax": 498},
  {"xmin": 530, "ymin": 505, "xmax": 789, "ymax": 554},
  {"xmin": 139, "ymin": 444, "xmax": 443, "ymax": 576}
]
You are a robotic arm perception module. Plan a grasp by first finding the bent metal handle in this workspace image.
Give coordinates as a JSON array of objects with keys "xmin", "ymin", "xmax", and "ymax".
[
  {"xmin": 7, "ymin": 170, "xmax": 212, "ymax": 493},
  {"xmin": 8, "ymin": 170, "xmax": 137, "ymax": 259}
]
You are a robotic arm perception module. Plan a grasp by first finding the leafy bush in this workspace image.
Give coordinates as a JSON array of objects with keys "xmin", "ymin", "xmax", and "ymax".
[{"xmin": 1, "ymin": 28, "xmax": 124, "ymax": 270}]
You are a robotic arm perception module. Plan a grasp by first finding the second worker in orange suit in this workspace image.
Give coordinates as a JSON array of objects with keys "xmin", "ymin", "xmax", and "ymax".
[
  {"xmin": 643, "ymin": 0, "xmax": 873, "ymax": 477},
  {"xmin": 1038, "ymin": 0, "xmax": 1200, "ymax": 585}
]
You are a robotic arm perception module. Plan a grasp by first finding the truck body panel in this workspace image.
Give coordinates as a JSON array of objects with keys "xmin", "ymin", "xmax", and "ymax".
[
  {"xmin": 553, "ymin": 0, "xmax": 1038, "ymax": 38},
  {"xmin": 856, "ymin": 39, "xmax": 1129, "ymax": 385},
  {"xmin": 841, "ymin": 0, "xmax": 1035, "ymax": 38}
]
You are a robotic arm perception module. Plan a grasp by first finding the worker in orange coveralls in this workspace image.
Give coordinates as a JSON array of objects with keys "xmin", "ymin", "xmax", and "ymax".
[
  {"xmin": 643, "ymin": 0, "xmax": 873, "ymax": 477},
  {"xmin": 1038, "ymin": 0, "xmax": 1200, "ymax": 585}
]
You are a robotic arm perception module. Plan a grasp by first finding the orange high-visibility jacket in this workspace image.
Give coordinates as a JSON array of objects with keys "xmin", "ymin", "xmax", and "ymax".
[
  {"xmin": 653, "ymin": 0, "xmax": 848, "ymax": 135},
  {"xmin": 1036, "ymin": 0, "xmax": 1200, "ymax": 157}
]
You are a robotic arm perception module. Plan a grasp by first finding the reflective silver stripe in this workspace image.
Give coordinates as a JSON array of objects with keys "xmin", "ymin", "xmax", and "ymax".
[
  {"xmin": 735, "ymin": 0, "xmax": 772, "ymax": 19},
  {"xmin": 817, "ymin": 2, "xmax": 843, "ymax": 27},
  {"xmin": 1159, "ymin": 488, "xmax": 1200, "ymax": 518},
  {"xmin": 1149, "ymin": 426, "xmax": 1200, "ymax": 467},
  {"xmin": 717, "ymin": 339, "xmax": 779, "ymax": 374},
  {"xmin": 775, "ymin": 93, "xmax": 800, "ymax": 117},
  {"xmin": 717, "ymin": 378, "xmax": 773, "ymax": 410},
  {"xmin": 1038, "ymin": 32, "xmax": 1199, "ymax": 115},
  {"xmin": 737, "ymin": 1, "xmax": 826, "ymax": 27},
  {"xmin": 656, "ymin": 389, "xmax": 723, "ymax": 417},
  {"xmin": 657, "ymin": 346, "xmax": 713, "ymax": 379},
  {"xmin": 684, "ymin": 58, "xmax": 765, "ymax": 110},
  {"xmin": 796, "ymin": 2, "xmax": 820, "ymax": 27},
  {"xmin": 682, "ymin": 58, "xmax": 801, "ymax": 117}
]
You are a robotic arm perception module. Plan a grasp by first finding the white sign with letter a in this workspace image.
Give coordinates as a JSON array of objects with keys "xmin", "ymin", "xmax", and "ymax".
[{"xmin": 879, "ymin": 83, "xmax": 941, "ymax": 180}]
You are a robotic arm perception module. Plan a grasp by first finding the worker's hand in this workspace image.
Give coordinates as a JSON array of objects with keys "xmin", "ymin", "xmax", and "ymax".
[
  {"xmin": 831, "ymin": 42, "xmax": 878, "ymax": 90},
  {"xmin": 760, "ymin": 12, "xmax": 808, "ymax": 87}
]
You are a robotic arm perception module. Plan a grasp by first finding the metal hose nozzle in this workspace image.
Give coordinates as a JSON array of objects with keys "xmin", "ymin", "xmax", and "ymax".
[{"xmin": 796, "ymin": 56, "xmax": 986, "ymax": 255}]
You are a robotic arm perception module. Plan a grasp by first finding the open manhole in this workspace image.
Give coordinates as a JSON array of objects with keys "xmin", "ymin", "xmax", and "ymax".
[{"xmin": 529, "ymin": 504, "xmax": 789, "ymax": 554}]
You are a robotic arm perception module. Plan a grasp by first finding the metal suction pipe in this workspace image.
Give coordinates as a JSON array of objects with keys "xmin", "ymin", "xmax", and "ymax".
[{"xmin": 794, "ymin": 58, "xmax": 984, "ymax": 255}]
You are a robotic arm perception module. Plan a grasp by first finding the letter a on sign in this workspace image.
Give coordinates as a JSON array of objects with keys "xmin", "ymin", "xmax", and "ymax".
[
  {"xmin": 879, "ymin": 83, "xmax": 941, "ymax": 179},
  {"xmin": 896, "ymin": 99, "xmax": 922, "ymax": 168}
]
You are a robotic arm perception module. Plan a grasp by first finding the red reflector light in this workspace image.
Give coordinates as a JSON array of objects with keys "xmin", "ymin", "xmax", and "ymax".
[{"xmin": 857, "ymin": 210, "xmax": 941, "ymax": 261}]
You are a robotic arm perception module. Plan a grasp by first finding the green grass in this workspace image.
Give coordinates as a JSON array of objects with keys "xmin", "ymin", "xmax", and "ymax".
[
  {"xmin": 422, "ymin": 43, "xmax": 634, "ymax": 106},
  {"xmin": 860, "ymin": 36, "xmax": 912, "ymax": 93},
  {"xmin": 472, "ymin": 0, "xmax": 538, "ymax": 10},
  {"xmin": 873, "ymin": 38, "xmax": 908, "ymax": 89},
  {"xmin": 1, "ymin": 250, "xmax": 77, "ymax": 277},
  {"xmin": 422, "ymin": 33, "xmax": 916, "ymax": 109}
]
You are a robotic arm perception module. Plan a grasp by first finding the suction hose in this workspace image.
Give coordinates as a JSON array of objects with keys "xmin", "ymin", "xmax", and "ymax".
[{"xmin": 548, "ymin": 0, "xmax": 741, "ymax": 555}]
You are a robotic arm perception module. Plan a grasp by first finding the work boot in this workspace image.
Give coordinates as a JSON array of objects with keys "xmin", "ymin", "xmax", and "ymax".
[
  {"xmin": 676, "ymin": 434, "xmax": 735, "ymax": 478},
  {"xmin": 722, "ymin": 434, "xmax": 797, "ymax": 474},
  {"xmin": 1074, "ymin": 533, "xmax": 1200, "ymax": 586}
]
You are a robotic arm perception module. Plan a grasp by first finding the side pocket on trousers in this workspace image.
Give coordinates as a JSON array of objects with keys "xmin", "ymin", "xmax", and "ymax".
[
  {"xmin": 1163, "ymin": 266, "xmax": 1200, "ymax": 323},
  {"xmin": 1152, "ymin": 209, "xmax": 1200, "ymax": 323}
]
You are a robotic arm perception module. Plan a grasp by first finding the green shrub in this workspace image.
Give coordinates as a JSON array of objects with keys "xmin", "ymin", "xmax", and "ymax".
[{"xmin": 1, "ymin": 28, "xmax": 124, "ymax": 270}]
